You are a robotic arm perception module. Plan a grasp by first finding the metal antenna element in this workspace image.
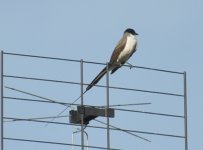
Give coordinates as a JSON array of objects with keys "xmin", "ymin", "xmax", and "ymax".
[
  {"xmin": 5, "ymin": 86, "xmax": 152, "ymax": 123},
  {"xmin": 4, "ymin": 115, "xmax": 68, "ymax": 122},
  {"xmin": 72, "ymin": 127, "xmax": 89, "ymax": 150},
  {"xmin": 5, "ymin": 86, "xmax": 151, "ymax": 142},
  {"xmin": 5, "ymin": 86, "xmax": 96, "ymax": 126},
  {"xmin": 5, "ymin": 86, "xmax": 72, "ymax": 125},
  {"xmin": 70, "ymin": 90, "xmax": 88, "ymax": 106},
  {"xmin": 5, "ymin": 86, "xmax": 66, "ymax": 106},
  {"xmin": 48, "ymin": 89, "xmax": 89, "ymax": 125},
  {"xmin": 54, "ymin": 87, "xmax": 91, "ymax": 125},
  {"xmin": 5, "ymin": 86, "xmax": 81, "ymax": 108},
  {"xmin": 94, "ymin": 119, "xmax": 151, "ymax": 142},
  {"xmin": 98, "ymin": 102, "xmax": 152, "ymax": 108}
]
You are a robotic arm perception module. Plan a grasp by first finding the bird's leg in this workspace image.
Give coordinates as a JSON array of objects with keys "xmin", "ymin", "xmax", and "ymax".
[{"xmin": 126, "ymin": 62, "xmax": 134, "ymax": 69}]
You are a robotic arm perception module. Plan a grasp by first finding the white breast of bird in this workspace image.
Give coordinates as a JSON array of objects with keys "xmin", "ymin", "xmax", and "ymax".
[{"xmin": 117, "ymin": 35, "xmax": 137, "ymax": 63}]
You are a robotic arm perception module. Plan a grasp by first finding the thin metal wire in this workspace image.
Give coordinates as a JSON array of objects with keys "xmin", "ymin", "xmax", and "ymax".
[
  {"xmin": 98, "ymin": 103, "xmax": 151, "ymax": 107},
  {"xmin": 5, "ymin": 116, "xmax": 151, "ymax": 142},
  {"xmin": 108, "ymin": 85, "xmax": 183, "ymax": 97},
  {"xmin": 4, "ymin": 86, "xmax": 72, "ymax": 126},
  {"xmin": 72, "ymin": 129, "xmax": 89, "ymax": 150},
  {"xmin": 4, "ymin": 75, "xmax": 184, "ymax": 97},
  {"xmin": 3, "ymin": 117, "xmax": 185, "ymax": 139},
  {"xmin": 4, "ymin": 137, "xmax": 122, "ymax": 150},
  {"xmin": 126, "ymin": 65, "xmax": 184, "ymax": 74},
  {"xmin": 4, "ymin": 96, "xmax": 151, "ymax": 107},
  {"xmin": 4, "ymin": 115, "xmax": 68, "ymax": 122},
  {"xmin": 5, "ymin": 86, "xmax": 68, "ymax": 107},
  {"xmin": 4, "ymin": 75, "xmax": 81, "ymax": 86},
  {"xmin": 3, "ymin": 52, "xmax": 184, "ymax": 74},
  {"xmin": 4, "ymin": 96, "xmax": 182, "ymax": 118},
  {"xmin": 115, "ymin": 108, "xmax": 184, "ymax": 118},
  {"xmin": 94, "ymin": 119, "xmax": 151, "ymax": 142},
  {"xmin": 3, "ymin": 52, "xmax": 81, "ymax": 63},
  {"xmin": 4, "ymin": 96, "xmax": 72, "ymax": 105},
  {"xmin": 97, "ymin": 103, "xmax": 152, "ymax": 108}
]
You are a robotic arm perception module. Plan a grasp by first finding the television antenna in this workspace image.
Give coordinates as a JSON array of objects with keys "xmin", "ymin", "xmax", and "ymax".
[{"xmin": 1, "ymin": 51, "xmax": 188, "ymax": 150}]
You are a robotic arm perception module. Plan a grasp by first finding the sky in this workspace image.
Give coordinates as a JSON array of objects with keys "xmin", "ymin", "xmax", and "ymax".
[{"xmin": 0, "ymin": 0, "xmax": 203, "ymax": 150}]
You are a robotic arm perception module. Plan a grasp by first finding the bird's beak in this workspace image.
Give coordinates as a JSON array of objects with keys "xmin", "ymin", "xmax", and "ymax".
[{"xmin": 135, "ymin": 32, "xmax": 139, "ymax": 35}]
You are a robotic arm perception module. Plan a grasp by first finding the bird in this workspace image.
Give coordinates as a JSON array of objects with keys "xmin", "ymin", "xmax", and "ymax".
[
  {"xmin": 50, "ymin": 28, "xmax": 138, "ymax": 120},
  {"xmin": 86, "ymin": 28, "xmax": 138, "ymax": 91}
]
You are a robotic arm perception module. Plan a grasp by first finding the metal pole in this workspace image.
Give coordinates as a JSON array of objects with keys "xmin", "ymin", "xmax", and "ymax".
[
  {"xmin": 106, "ymin": 63, "xmax": 110, "ymax": 150},
  {"xmin": 80, "ymin": 60, "xmax": 84, "ymax": 150},
  {"xmin": 184, "ymin": 72, "xmax": 188, "ymax": 150},
  {"xmin": 0, "ymin": 51, "xmax": 3, "ymax": 150}
]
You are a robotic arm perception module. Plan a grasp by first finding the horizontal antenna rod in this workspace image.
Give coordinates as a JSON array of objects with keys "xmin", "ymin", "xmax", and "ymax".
[
  {"xmin": 4, "ymin": 117, "xmax": 185, "ymax": 139},
  {"xmin": 94, "ymin": 119, "xmax": 151, "ymax": 142},
  {"xmin": 4, "ymin": 137, "xmax": 122, "ymax": 150},
  {"xmin": 4, "ymin": 96, "xmax": 182, "ymax": 118},
  {"xmin": 3, "ymin": 52, "xmax": 183, "ymax": 74},
  {"xmin": 4, "ymin": 75, "xmax": 184, "ymax": 97}
]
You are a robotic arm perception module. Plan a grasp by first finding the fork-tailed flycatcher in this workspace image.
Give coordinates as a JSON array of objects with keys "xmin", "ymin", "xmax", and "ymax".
[
  {"xmin": 86, "ymin": 28, "xmax": 138, "ymax": 91},
  {"xmin": 51, "ymin": 28, "xmax": 138, "ymax": 121}
]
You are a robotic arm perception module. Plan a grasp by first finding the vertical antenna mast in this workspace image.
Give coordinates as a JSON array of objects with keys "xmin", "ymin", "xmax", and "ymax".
[
  {"xmin": 106, "ymin": 63, "xmax": 110, "ymax": 150},
  {"xmin": 80, "ymin": 60, "xmax": 85, "ymax": 150},
  {"xmin": 0, "ymin": 51, "xmax": 4, "ymax": 150},
  {"xmin": 184, "ymin": 72, "xmax": 188, "ymax": 150}
]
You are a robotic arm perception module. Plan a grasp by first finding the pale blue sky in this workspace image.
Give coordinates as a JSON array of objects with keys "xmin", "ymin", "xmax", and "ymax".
[{"xmin": 0, "ymin": 0, "xmax": 203, "ymax": 150}]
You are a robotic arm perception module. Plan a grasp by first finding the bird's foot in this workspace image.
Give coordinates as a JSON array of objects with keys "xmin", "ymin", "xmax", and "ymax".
[{"xmin": 126, "ymin": 62, "xmax": 134, "ymax": 69}]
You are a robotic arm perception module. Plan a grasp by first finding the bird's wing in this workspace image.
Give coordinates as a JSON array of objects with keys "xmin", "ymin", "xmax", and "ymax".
[
  {"xmin": 108, "ymin": 36, "xmax": 127, "ymax": 74},
  {"xmin": 86, "ymin": 35, "xmax": 128, "ymax": 91},
  {"xmin": 109, "ymin": 35, "xmax": 127, "ymax": 64}
]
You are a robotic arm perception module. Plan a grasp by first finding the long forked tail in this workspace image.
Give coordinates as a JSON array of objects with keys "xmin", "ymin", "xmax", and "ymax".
[
  {"xmin": 64, "ymin": 66, "xmax": 108, "ymax": 108},
  {"xmin": 86, "ymin": 66, "xmax": 107, "ymax": 91},
  {"xmin": 46, "ymin": 66, "xmax": 107, "ymax": 125}
]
